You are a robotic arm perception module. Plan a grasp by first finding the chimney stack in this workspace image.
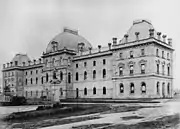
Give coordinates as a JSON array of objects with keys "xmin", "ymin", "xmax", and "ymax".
[
  {"xmin": 108, "ymin": 43, "xmax": 111, "ymax": 50},
  {"xmin": 10, "ymin": 62, "xmax": 13, "ymax": 67},
  {"xmin": 162, "ymin": 35, "xmax": 167, "ymax": 43},
  {"xmin": 112, "ymin": 37, "xmax": 117, "ymax": 45},
  {"xmin": 98, "ymin": 45, "xmax": 101, "ymax": 52},
  {"xmin": 167, "ymin": 38, "xmax": 172, "ymax": 46},
  {"xmin": 149, "ymin": 29, "xmax": 154, "ymax": 37},
  {"xmin": 88, "ymin": 47, "xmax": 92, "ymax": 54},
  {"xmin": 124, "ymin": 34, "xmax": 129, "ymax": 43},
  {"xmin": 157, "ymin": 32, "xmax": 161, "ymax": 40}
]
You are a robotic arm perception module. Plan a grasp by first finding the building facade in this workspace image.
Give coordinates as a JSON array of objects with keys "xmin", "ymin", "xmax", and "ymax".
[{"xmin": 2, "ymin": 20, "xmax": 174, "ymax": 101}]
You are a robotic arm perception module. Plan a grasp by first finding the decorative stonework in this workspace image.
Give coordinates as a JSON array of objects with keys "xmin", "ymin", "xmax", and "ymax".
[
  {"xmin": 118, "ymin": 63, "xmax": 125, "ymax": 68},
  {"xmin": 128, "ymin": 61, "xmax": 135, "ymax": 67}
]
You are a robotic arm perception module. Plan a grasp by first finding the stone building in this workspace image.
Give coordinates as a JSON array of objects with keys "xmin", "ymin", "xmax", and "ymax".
[{"xmin": 2, "ymin": 20, "xmax": 174, "ymax": 101}]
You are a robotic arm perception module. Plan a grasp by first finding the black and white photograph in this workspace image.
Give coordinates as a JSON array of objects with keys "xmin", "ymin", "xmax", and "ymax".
[{"xmin": 0, "ymin": 0, "xmax": 179, "ymax": 128}]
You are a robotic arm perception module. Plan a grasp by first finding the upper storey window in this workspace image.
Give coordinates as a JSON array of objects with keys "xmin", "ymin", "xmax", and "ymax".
[
  {"xmin": 130, "ymin": 65, "xmax": 134, "ymax": 75},
  {"xmin": 167, "ymin": 53, "xmax": 170, "ymax": 60},
  {"xmin": 93, "ymin": 61, "xmax": 96, "ymax": 66},
  {"xmin": 162, "ymin": 51, "xmax": 164, "ymax": 58},
  {"xmin": 156, "ymin": 49, "xmax": 159, "ymax": 57},
  {"xmin": 103, "ymin": 59, "xmax": 106, "ymax": 65},
  {"xmin": 84, "ymin": 62, "xmax": 87, "ymax": 67},
  {"xmin": 130, "ymin": 51, "xmax": 133, "ymax": 58},
  {"xmin": 141, "ymin": 49, "xmax": 145, "ymax": 56},
  {"xmin": 119, "ymin": 53, "xmax": 123, "ymax": 59},
  {"xmin": 76, "ymin": 63, "xmax": 78, "ymax": 68},
  {"xmin": 141, "ymin": 64, "xmax": 145, "ymax": 74}
]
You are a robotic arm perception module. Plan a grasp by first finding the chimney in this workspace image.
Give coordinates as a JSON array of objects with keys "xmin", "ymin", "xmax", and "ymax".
[
  {"xmin": 7, "ymin": 63, "xmax": 9, "ymax": 67},
  {"xmin": 149, "ymin": 29, "xmax": 154, "ymax": 37},
  {"xmin": 33, "ymin": 59, "xmax": 36, "ymax": 65},
  {"xmin": 108, "ymin": 43, "xmax": 111, "ymax": 50},
  {"xmin": 98, "ymin": 45, "xmax": 101, "ymax": 52},
  {"xmin": 39, "ymin": 58, "xmax": 42, "ymax": 64},
  {"xmin": 135, "ymin": 32, "xmax": 140, "ymax": 41},
  {"xmin": 3, "ymin": 64, "xmax": 5, "ymax": 68},
  {"xmin": 162, "ymin": 35, "xmax": 167, "ymax": 43},
  {"xmin": 167, "ymin": 38, "xmax": 172, "ymax": 46},
  {"xmin": 88, "ymin": 47, "xmax": 92, "ymax": 54},
  {"xmin": 112, "ymin": 37, "xmax": 117, "ymax": 45},
  {"xmin": 157, "ymin": 32, "xmax": 161, "ymax": 40},
  {"xmin": 124, "ymin": 34, "xmax": 129, "ymax": 43},
  {"xmin": 10, "ymin": 62, "xmax": 13, "ymax": 67}
]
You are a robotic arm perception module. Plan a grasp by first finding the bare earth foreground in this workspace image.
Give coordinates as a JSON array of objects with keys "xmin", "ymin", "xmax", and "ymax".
[{"xmin": 0, "ymin": 98, "xmax": 180, "ymax": 129}]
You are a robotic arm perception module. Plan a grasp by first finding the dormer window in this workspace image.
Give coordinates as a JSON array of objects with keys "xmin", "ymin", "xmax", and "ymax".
[
  {"xmin": 78, "ymin": 42, "xmax": 85, "ymax": 52},
  {"xmin": 15, "ymin": 61, "xmax": 18, "ymax": 66},
  {"xmin": 51, "ymin": 41, "xmax": 58, "ymax": 51}
]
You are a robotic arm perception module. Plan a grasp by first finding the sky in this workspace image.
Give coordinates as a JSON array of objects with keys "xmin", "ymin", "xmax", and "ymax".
[{"xmin": 0, "ymin": 0, "xmax": 179, "ymax": 89}]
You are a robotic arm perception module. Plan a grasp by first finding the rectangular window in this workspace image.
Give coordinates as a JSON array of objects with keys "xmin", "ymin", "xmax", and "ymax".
[
  {"xmin": 36, "ymin": 70, "xmax": 38, "ymax": 74},
  {"xmin": 15, "ymin": 61, "xmax": 18, "ymax": 66},
  {"xmin": 130, "ymin": 65, "xmax": 134, "ymax": 74},
  {"xmin": 141, "ymin": 64, "xmax": 145, "ymax": 74},
  {"xmin": 26, "ymin": 72, "xmax": 27, "ymax": 75},
  {"xmin": 76, "ymin": 63, "xmax": 78, "ymax": 68},
  {"xmin": 168, "ymin": 66, "xmax": 170, "ymax": 76},
  {"xmin": 93, "ymin": 61, "xmax": 96, "ymax": 66},
  {"xmin": 157, "ymin": 64, "xmax": 159, "ymax": 74},
  {"xmin": 84, "ymin": 62, "xmax": 87, "ymax": 67},
  {"xmin": 103, "ymin": 59, "xmax": 106, "ymax": 65},
  {"xmin": 167, "ymin": 53, "xmax": 170, "ymax": 60},
  {"xmin": 162, "ymin": 51, "xmax": 164, "ymax": 58},
  {"xmin": 162, "ymin": 65, "xmax": 165, "ymax": 75},
  {"xmin": 119, "ymin": 67, "xmax": 123, "ymax": 76},
  {"xmin": 119, "ymin": 53, "xmax": 123, "ymax": 59},
  {"xmin": 141, "ymin": 49, "xmax": 145, "ymax": 56},
  {"xmin": 130, "ymin": 51, "xmax": 133, "ymax": 58},
  {"xmin": 31, "ymin": 71, "xmax": 33, "ymax": 75}
]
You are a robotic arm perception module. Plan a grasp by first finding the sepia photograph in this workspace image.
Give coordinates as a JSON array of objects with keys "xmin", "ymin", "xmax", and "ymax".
[{"xmin": 0, "ymin": 0, "xmax": 179, "ymax": 128}]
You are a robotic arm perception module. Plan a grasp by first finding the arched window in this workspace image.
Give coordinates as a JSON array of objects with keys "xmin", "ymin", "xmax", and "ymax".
[
  {"xmin": 25, "ymin": 79, "xmax": 28, "ymax": 85},
  {"xmin": 157, "ymin": 64, "xmax": 159, "ymax": 74},
  {"xmin": 156, "ymin": 49, "xmax": 159, "ymax": 56},
  {"xmin": 36, "ymin": 77, "xmax": 38, "ymax": 84},
  {"xmin": 103, "ymin": 69, "xmax": 106, "ymax": 78},
  {"xmin": 157, "ymin": 82, "xmax": 160, "ymax": 94},
  {"xmin": 120, "ymin": 83, "xmax": 124, "ymax": 93},
  {"xmin": 60, "ymin": 88, "xmax": 63, "ymax": 96},
  {"xmin": 46, "ymin": 73, "xmax": 49, "ymax": 82},
  {"xmin": 30, "ymin": 78, "xmax": 33, "ymax": 84},
  {"xmin": 84, "ymin": 88, "xmax": 87, "ymax": 95},
  {"xmin": 41, "ymin": 77, "xmax": 43, "ymax": 84},
  {"xmin": 141, "ymin": 82, "xmax": 146, "ymax": 93},
  {"xmin": 167, "ymin": 66, "xmax": 170, "ymax": 76},
  {"xmin": 60, "ymin": 71, "xmax": 63, "ymax": 80},
  {"xmin": 93, "ymin": 70, "xmax": 96, "ymax": 79},
  {"xmin": 93, "ymin": 87, "xmax": 96, "ymax": 95},
  {"xmin": 30, "ymin": 91, "xmax": 32, "ymax": 96},
  {"xmin": 167, "ymin": 83, "xmax": 170, "ymax": 95},
  {"xmin": 103, "ymin": 87, "xmax": 106, "ymax": 95},
  {"xmin": 119, "ymin": 67, "xmax": 123, "ymax": 76},
  {"xmin": 84, "ymin": 71, "xmax": 87, "ymax": 80},
  {"xmin": 76, "ymin": 88, "xmax": 79, "ymax": 98},
  {"xmin": 130, "ymin": 65, "xmax": 134, "ymax": 74},
  {"xmin": 130, "ymin": 83, "xmax": 135, "ymax": 94},
  {"xmin": 76, "ymin": 72, "xmax": 79, "ymax": 81},
  {"xmin": 68, "ymin": 72, "xmax": 71, "ymax": 83}
]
